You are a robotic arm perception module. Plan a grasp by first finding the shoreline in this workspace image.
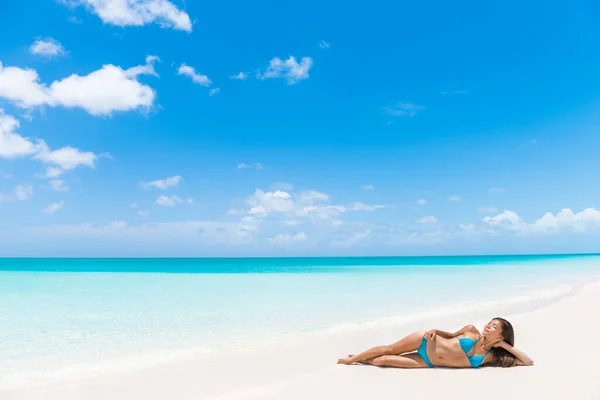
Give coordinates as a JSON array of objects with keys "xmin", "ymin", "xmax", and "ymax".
[
  {"xmin": 0, "ymin": 276, "xmax": 586, "ymax": 390},
  {"xmin": 5, "ymin": 278, "xmax": 600, "ymax": 399}
]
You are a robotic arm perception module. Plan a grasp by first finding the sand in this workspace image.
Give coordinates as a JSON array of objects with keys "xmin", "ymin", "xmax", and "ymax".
[{"xmin": 5, "ymin": 281, "xmax": 600, "ymax": 400}]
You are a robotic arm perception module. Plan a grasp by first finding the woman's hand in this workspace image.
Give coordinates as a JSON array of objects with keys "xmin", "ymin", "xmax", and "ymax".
[
  {"xmin": 491, "ymin": 340, "xmax": 507, "ymax": 349},
  {"xmin": 425, "ymin": 330, "xmax": 437, "ymax": 342}
]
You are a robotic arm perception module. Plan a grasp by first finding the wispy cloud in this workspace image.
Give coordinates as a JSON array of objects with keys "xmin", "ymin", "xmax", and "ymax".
[
  {"xmin": 417, "ymin": 215, "xmax": 438, "ymax": 224},
  {"xmin": 142, "ymin": 175, "xmax": 182, "ymax": 190},
  {"xmin": 237, "ymin": 162, "xmax": 262, "ymax": 170},
  {"xmin": 362, "ymin": 184, "xmax": 374, "ymax": 190},
  {"xmin": 29, "ymin": 38, "xmax": 67, "ymax": 58},
  {"xmin": 384, "ymin": 102, "xmax": 425, "ymax": 117},
  {"xmin": 229, "ymin": 72, "xmax": 248, "ymax": 80},
  {"xmin": 448, "ymin": 195, "xmax": 461, "ymax": 202},
  {"xmin": 489, "ymin": 187, "xmax": 505, "ymax": 194},
  {"xmin": 68, "ymin": 16, "xmax": 83, "ymax": 24},
  {"xmin": 177, "ymin": 63, "xmax": 212, "ymax": 86},
  {"xmin": 156, "ymin": 194, "xmax": 192, "ymax": 207},
  {"xmin": 60, "ymin": 0, "xmax": 192, "ymax": 32},
  {"xmin": 34, "ymin": 142, "xmax": 97, "ymax": 176},
  {"xmin": 319, "ymin": 40, "xmax": 330, "ymax": 49},
  {"xmin": 14, "ymin": 184, "xmax": 33, "ymax": 201},
  {"xmin": 257, "ymin": 56, "xmax": 313, "ymax": 85},
  {"xmin": 49, "ymin": 179, "xmax": 69, "ymax": 192},
  {"xmin": 417, "ymin": 198, "xmax": 427, "ymax": 205},
  {"xmin": 209, "ymin": 88, "xmax": 220, "ymax": 96},
  {"xmin": 43, "ymin": 200, "xmax": 64, "ymax": 214}
]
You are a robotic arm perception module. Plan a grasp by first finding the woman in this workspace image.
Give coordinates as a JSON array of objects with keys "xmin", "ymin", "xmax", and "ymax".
[{"xmin": 337, "ymin": 317, "xmax": 534, "ymax": 368}]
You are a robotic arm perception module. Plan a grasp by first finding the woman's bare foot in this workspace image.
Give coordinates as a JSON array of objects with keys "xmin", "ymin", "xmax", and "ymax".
[{"xmin": 337, "ymin": 355, "xmax": 355, "ymax": 365}]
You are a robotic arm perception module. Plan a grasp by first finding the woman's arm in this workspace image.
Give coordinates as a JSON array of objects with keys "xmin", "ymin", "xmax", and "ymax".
[
  {"xmin": 494, "ymin": 341, "xmax": 534, "ymax": 366},
  {"xmin": 430, "ymin": 325, "xmax": 475, "ymax": 339}
]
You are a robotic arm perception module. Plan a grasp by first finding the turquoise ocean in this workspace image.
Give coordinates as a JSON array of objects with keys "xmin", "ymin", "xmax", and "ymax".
[{"xmin": 2, "ymin": 255, "xmax": 600, "ymax": 388}]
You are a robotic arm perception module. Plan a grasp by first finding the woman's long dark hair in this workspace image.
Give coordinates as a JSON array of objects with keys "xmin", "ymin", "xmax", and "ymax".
[{"xmin": 489, "ymin": 317, "xmax": 517, "ymax": 368}]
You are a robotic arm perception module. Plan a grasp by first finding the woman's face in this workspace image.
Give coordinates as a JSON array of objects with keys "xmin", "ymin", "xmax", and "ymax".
[{"xmin": 482, "ymin": 319, "xmax": 504, "ymax": 341}]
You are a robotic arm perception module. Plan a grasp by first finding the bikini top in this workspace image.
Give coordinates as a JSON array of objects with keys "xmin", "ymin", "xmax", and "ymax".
[{"xmin": 458, "ymin": 337, "xmax": 490, "ymax": 368}]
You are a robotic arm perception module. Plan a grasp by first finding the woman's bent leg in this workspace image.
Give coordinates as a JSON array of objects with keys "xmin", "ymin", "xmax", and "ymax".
[
  {"xmin": 365, "ymin": 353, "xmax": 429, "ymax": 368},
  {"xmin": 337, "ymin": 331, "xmax": 425, "ymax": 364}
]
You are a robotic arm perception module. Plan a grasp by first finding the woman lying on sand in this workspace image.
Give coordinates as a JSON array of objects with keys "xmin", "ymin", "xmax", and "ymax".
[{"xmin": 337, "ymin": 317, "xmax": 534, "ymax": 368}]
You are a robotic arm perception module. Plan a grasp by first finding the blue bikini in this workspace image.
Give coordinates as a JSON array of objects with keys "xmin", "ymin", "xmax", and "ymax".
[
  {"xmin": 417, "ymin": 336, "xmax": 435, "ymax": 368},
  {"xmin": 418, "ymin": 336, "xmax": 490, "ymax": 368},
  {"xmin": 459, "ymin": 337, "xmax": 490, "ymax": 368}
]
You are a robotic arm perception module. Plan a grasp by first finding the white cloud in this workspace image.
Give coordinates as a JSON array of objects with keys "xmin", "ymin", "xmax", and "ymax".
[
  {"xmin": 268, "ymin": 232, "xmax": 307, "ymax": 245},
  {"xmin": 155, "ymin": 194, "xmax": 192, "ymax": 207},
  {"xmin": 49, "ymin": 179, "xmax": 69, "ymax": 192},
  {"xmin": 258, "ymin": 56, "xmax": 313, "ymax": 84},
  {"xmin": 0, "ymin": 64, "xmax": 51, "ymax": 108},
  {"xmin": 14, "ymin": 184, "xmax": 33, "ymax": 201},
  {"xmin": 417, "ymin": 198, "xmax": 427, "ymax": 205},
  {"xmin": 243, "ymin": 188, "xmax": 387, "ymax": 231},
  {"xmin": 298, "ymin": 190, "xmax": 329, "ymax": 203},
  {"xmin": 29, "ymin": 38, "xmax": 67, "ymax": 58},
  {"xmin": 478, "ymin": 206, "xmax": 499, "ymax": 213},
  {"xmin": 489, "ymin": 187, "xmax": 505, "ymax": 194},
  {"xmin": 43, "ymin": 201, "xmax": 65, "ymax": 214},
  {"xmin": 237, "ymin": 162, "xmax": 262, "ymax": 170},
  {"xmin": 156, "ymin": 194, "xmax": 182, "ymax": 206},
  {"xmin": 417, "ymin": 215, "xmax": 438, "ymax": 224},
  {"xmin": 63, "ymin": 0, "xmax": 192, "ymax": 32},
  {"xmin": 319, "ymin": 40, "xmax": 330, "ymax": 49},
  {"xmin": 448, "ymin": 195, "xmax": 461, "ymax": 202},
  {"xmin": 209, "ymin": 88, "xmax": 220, "ymax": 96},
  {"xmin": 34, "ymin": 142, "xmax": 97, "ymax": 172},
  {"xmin": 248, "ymin": 190, "xmax": 294, "ymax": 215},
  {"xmin": 230, "ymin": 72, "xmax": 248, "ymax": 80},
  {"xmin": 0, "ymin": 110, "xmax": 38, "ymax": 158},
  {"xmin": 44, "ymin": 167, "xmax": 64, "ymax": 178},
  {"xmin": 137, "ymin": 210, "xmax": 149, "ymax": 216},
  {"xmin": 347, "ymin": 202, "xmax": 387, "ymax": 211},
  {"xmin": 0, "ymin": 111, "xmax": 99, "ymax": 177},
  {"xmin": 362, "ymin": 184, "xmax": 374, "ymax": 190},
  {"xmin": 178, "ymin": 63, "xmax": 211, "ymax": 86},
  {"xmin": 483, "ymin": 208, "xmax": 600, "ymax": 234},
  {"xmin": 142, "ymin": 175, "xmax": 182, "ymax": 190},
  {"xmin": 482, "ymin": 210, "xmax": 524, "ymax": 231},
  {"xmin": 131, "ymin": 202, "xmax": 138, "ymax": 208},
  {"xmin": 0, "ymin": 184, "xmax": 34, "ymax": 203},
  {"xmin": 384, "ymin": 102, "xmax": 425, "ymax": 117},
  {"xmin": 534, "ymin": 208, "xmax": 600, "ymax": 232},
  {"xmin": 0, "ymin": 57, "xmax": 158, "ymax": 116}
]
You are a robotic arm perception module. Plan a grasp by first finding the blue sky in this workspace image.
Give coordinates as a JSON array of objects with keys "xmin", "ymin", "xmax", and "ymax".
[{"xmin": 1, "ymin": 0, "xmax": 600, "ymax": 257}]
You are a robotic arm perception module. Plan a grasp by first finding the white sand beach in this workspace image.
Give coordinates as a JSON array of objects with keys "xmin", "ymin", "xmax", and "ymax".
[{"xmin": 5, "ymin": 281, "xmax": 600, "ymax": 400}]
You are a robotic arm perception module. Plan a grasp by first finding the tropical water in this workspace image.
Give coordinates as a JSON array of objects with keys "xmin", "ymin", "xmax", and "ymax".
[{"xmin": 2, "ymin": 255, "xmax": 600, "ymax": 389}]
